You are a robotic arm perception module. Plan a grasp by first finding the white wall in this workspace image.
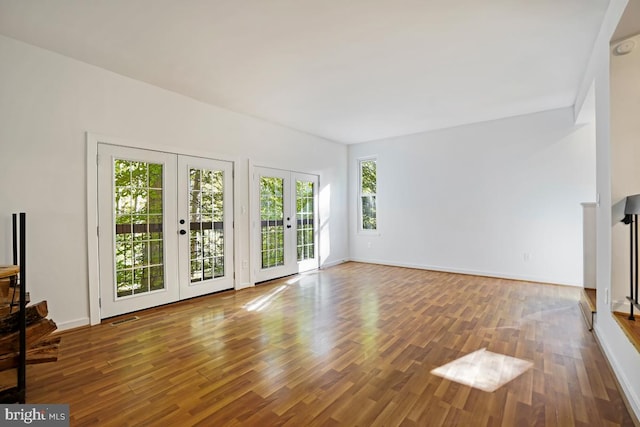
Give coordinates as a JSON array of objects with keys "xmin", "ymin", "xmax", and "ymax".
[
  {"xmin": 349, "ymin": 108, "xmax": 596, "ymax": 286},
  {"xmin": 611, "ymin": 33, "xmax": 640, "ymax": 312},
  {"xmin": 0, "ymin": 35, "xmax": 348, "ymax": 329},
  {"xmin": 582, "ymin": 202, "xmax": 597, "ymax": 289}
]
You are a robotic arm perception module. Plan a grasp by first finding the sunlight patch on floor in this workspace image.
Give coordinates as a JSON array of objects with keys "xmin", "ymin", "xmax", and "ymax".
[
  {"xmin": 244, "ymin": 285, "xmax": 287, "ymax": 312},
  {"xmin": 430, "ymin": 348, "xmax": 533, "ymax": 392}
]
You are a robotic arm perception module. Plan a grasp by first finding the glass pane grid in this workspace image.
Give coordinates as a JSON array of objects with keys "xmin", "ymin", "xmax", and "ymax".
[
  {"xmin": 360, "ymin": 160, "xmax": 377, "ymax": 230},
  {"xmin": 296, "ymin": 181, "xmax": 314, "ymax": 262},
  {"xmin": 261, "ymin": 177, "xmax": 285, "ymax": 269},
  {"xmin": 114, "ymin": 160, "xmax": 165, "ymax": 298},
  {"xmin": 190, "ymin": 168, "xmax": 225, "ymax": 283}
]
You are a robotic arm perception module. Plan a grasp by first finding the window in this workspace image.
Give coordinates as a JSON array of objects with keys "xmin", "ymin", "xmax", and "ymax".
[
  {"xmin": 296, "ymin": 180, "xmax": 315, "ymax": 261},
  {"xmin": 113, "ymin": 159, "xmax": 165, "ymax": 297},
  {"xmin": 359, "ymin": 158, "xmax": 377, "ymax": 231},
  {"xmin": 260, "ymin": 176, "xmax": 285, "ymax": 268},
  {"xmin": 188, "ymin": 167, "xmax": 225, "ymax": 282}
]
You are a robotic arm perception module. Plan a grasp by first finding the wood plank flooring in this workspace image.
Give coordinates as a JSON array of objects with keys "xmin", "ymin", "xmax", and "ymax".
[
  {"xmin": 19, "ymin": 262, "xmax": 635, "ymax": 426},
  {"xmin": 579, "ymin": 288, "xmax": 596, "ymax": 331},
  {"xmin": 613, "ymin": 311, "xmax": 640, "ymax": 354}
]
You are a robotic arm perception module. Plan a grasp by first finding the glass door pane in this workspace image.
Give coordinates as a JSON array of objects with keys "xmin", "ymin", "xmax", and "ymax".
[
  {"xmin": 260, "ymin": 176, "xmax": 285, "ymax": 269},
  {"xmin": 296, "ymin": 180, "xmax": 314, "ymax": 262},
  {"xmin": 114, "ymin": 159, "xmax": 165, "ymax": 297},
  {"xmin": 293, "ymin": 172, "xmax": 319, "ymax": 273},
  {"xmin": 189, "ymin": 167, "xmax": 225, "ymax": 282}
]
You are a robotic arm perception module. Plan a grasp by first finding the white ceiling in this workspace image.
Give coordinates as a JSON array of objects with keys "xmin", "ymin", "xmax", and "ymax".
[{"xmin": 0, "ymin": 0, "xmax": 610, "ymax": 144}]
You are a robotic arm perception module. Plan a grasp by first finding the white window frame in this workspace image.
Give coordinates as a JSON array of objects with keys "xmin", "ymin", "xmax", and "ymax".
[{"xmin": 358, "ymin": 156, "xmax": 378, "ymax": 234}]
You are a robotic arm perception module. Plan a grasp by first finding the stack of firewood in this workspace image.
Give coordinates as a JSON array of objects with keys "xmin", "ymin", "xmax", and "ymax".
[{"xmin": 0, "ymin": 270, "xmax": 60, "ymax": 373}]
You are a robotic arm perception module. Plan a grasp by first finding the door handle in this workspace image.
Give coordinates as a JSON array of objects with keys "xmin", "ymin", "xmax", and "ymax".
[
  {"xmin": 179, "ymin": 229, "xmax": 187, "ymax": 235},
  {"xmin": 287, "ymin": 225, "xmax": 292, "ymax": 229}
]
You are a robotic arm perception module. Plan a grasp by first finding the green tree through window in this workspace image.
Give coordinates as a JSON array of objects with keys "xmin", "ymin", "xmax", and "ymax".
[
  {"xmin": 260, "ymin": 177, "xmax": 285, "ymax": 268},
  {"xmin": 114, "ymin": 159, "xmax": 164, "ymax": 297},
  {"xmin": 360, "ymin": 159, "xmax": 377, "ymax": 231}
]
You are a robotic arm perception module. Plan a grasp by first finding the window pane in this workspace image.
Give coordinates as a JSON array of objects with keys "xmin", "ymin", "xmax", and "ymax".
[
  {"xmin": 116, "ymin": 269, "xmax": 133, "ymax": 297},
  {"xmin": 296, "ymin": 180, "xmax": 314, "ymax": 262},
  {"xmin": 189, "ymin": 166, "xmax": 226, "ymax": 282},
  {"xmin": 113, "ymin": 159, "xmax": 165, "ymax": 298},
  {"xmin": 261, "ymin": 176, "xmax": 285, "ymax": 268},
  {"xmin": 361, "ymin": 160, "xmax": 377, "ymax": 194},
  {"xmin": 360, "ymin": 159, "xmax": 377, "ymax": 230},
  {"xmin": 362, "ymin": 195, "xmax": 377, "ymax": 230}
]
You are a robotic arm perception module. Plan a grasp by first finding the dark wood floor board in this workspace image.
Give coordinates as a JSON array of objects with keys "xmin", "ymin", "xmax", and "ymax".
[{"xmin": 21, "ymin": 262, "xmax": 635, "ymax": 426}]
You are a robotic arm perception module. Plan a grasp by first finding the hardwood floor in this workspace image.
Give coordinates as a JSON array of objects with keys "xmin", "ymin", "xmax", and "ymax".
[
  {"xmin": 613, "ymin": 311, "xmax": 640, "ymax": 354},
  {"xmin": 21, "ymin": 262, "xmax": 635, "ymax": 426},
  {"xmin": 579, "ymin": 288, "xmax": 596, "ymax": 331}
]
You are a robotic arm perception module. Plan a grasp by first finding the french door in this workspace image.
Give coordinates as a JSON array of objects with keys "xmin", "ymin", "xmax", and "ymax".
[
  {"xmin": 98, "ymin": 144, "xmax": 234, "ymax": 318},
  {"xmin": 254, "ymin": 167, "xmax": 319, "ymax": 283}
]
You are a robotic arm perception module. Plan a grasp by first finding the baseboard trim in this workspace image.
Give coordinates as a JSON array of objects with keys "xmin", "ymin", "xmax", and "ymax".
[
  {"xmin": 57, "ymin": 317, "xmax": 90, "ymax": 331},
  {"xmin": 320, "ymin": 259, "xmax": 348, "ymax": 269},
  {"xmin": 593, "ymin": 322, "xmax": 640, "ymax": 427}
]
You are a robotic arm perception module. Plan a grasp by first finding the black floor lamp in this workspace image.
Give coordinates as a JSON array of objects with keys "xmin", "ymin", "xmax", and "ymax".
[{"xmin": 623, "ymin": 194, "xmax": 640, "ymax": 320}]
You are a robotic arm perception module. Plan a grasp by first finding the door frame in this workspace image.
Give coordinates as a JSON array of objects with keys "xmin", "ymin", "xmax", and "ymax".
[
  {"xmin": 249, "ymin": 163, "xmax": 321, "ymax": 284},
  {"xmin": 86, "ymin": 133, "xmax": 240, "ymax": 325}
]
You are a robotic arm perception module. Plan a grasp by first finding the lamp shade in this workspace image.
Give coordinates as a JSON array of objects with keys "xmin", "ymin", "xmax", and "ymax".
[{"xmin": 625, "ymin": 194, "xmax": 640, "ymax": 215}]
